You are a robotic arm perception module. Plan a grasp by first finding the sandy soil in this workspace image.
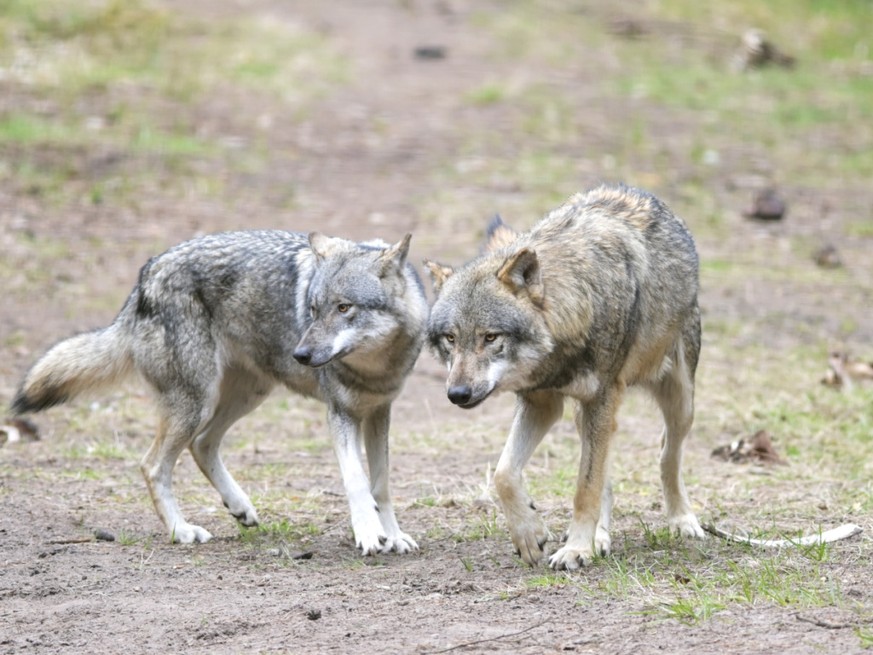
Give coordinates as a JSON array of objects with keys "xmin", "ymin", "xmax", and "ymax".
[{"xmin": 2, "ymin": 1, "xmax": 871, "ymax": 653}]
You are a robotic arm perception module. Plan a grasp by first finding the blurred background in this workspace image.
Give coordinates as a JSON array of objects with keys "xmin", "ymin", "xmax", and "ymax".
[{"xmin": 1, "ymin": 1, "xmax": 872, "ymax": 649}]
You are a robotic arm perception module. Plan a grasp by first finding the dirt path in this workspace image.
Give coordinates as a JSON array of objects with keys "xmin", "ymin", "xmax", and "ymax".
[{"xmin": 2, "ymin": 1, "xmax": 871, "ymax": 653}]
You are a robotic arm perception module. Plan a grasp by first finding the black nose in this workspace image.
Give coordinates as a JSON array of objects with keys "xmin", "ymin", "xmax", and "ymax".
[
  {"xmin": 293, "ymin": 347, "xmax": 312, "ymax": 365},
  {"xmin": 447, "ymin": 385, "xmax": 472, "ymax": 406}
]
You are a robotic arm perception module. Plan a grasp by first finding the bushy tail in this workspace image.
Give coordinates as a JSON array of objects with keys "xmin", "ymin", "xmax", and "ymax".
[{"xmin": 11, "ymin": 324, "xmax": 134, "ymax": 415}]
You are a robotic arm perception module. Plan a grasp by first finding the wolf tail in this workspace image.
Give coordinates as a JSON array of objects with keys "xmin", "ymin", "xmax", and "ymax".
[{"xmin": 11, "ymin": 322, "xmax": 134, "ymax": 415}]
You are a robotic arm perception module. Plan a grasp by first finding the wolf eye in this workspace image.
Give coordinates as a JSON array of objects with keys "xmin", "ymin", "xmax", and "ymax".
[
  {"xmin": 337, "ymin": 303, "xmax": 351, "ymax": 314},
  {"xmin": 444, "ymin": 334, "xmax": 455, "ymax": 344},
  {"xmin": 309, "ymin": 305, "xmax": 317, "ymax": 318},
  {"xmin": 484, "ymin": 333, "xmax": 499, "ymax": 343}
]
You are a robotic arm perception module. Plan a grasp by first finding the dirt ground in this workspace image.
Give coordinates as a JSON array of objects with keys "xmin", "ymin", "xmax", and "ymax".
[{"xmin": 2, "ymin": 1, "xmax": 872, "ymax": 653}]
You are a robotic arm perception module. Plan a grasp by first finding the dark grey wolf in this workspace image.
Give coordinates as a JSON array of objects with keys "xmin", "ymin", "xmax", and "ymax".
[
  {"xmin": 12, "ymin": 230, "xmax": 428, "ymax": 554},
  {"xmin": 425, "ymin": 185, "xmax": 705, "ymax": 569}
]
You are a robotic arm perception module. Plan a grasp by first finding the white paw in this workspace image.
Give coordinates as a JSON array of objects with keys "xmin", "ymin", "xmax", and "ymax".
[
  {"xmin": 171, "ymin": 522, "xmax": 213, "ymax": 544},
  {"xmin": 381, "ymin": 531, "xmax": 419, "ymax": 555},
  {"xmin": 669, "ymin": 513, "xmax": 705, "ymax": 539},
  {"xmin": 356, "ymin": 531, "xmax": 387, "ymax": 556},
  {"xmin": 548, "ymin": 543, "xmax": 595, "ymax": 570},
  {"xmin": 353, "ymin": 514, "xmax": 388, "ymax": 556}
]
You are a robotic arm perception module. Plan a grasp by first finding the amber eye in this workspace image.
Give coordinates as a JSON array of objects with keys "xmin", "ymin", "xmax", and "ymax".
[
  {"xmin": 444, "ymin": 334, "xmax": 455, "ymax": 344},
  {"xmin": 484, "ymin": 333, "xmax": 499, "ymax": 343},
  {"xmin": 337, "ymin": 303, "xmax": 351, "ymax": 313}
]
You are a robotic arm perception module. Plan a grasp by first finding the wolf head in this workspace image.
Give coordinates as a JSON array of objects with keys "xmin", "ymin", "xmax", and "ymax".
[
  {"xmin": 425, "ymin": 241, "xmax": 555, "ymax": 409},
  {"xmin": 293, "ymin": 232, "xmax": 421, "ymax": 369}
]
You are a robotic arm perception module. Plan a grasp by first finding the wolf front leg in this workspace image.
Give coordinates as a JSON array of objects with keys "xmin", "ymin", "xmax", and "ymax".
[
  {"xmin": 363, "ymin": 404, "xmax": 418, "ymax": 554},
  {"xmin": 329, "ymin": 405, "xmax": 386, "ymax": 555},
  {"xmin": 494, "ymin": 390, "xmax": 564, "ymax": 565},
  {"xmin": 651, "ymin": 336, "xmax": 705, "ymax": 539},
  {"xmin": 548, "ymin": 387, "xmax": 622, "ymax": 570}
]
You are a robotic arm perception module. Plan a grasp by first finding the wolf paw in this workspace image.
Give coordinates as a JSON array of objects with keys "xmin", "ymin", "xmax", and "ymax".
[
  {"xmin": 228, "ymin": 504, "xmax": 259, "ymax": 528},
  {"xmin": 351, "ymin": 506, "xmax": 389, "ymax": 555},
  {"xmin": 353, "ymin": 517, "xmax": 388, "ymax": 556},
  {"xmin": 356, "ymin": 532, "xmax": 388, "ymax": 556},
  {"xmin": 594, "ymin": 526, "xmax": 611, "ymax": 557},
  {"xmin": 548, "ymin": 543, "xmax": 595, "ymax": 570},
  {"xmin": 171, "ymin": 522, "xmax": 213, "ymax": 544},
  {"xmin": 669, "ymin": 513, "xmax": 705, "ymax": 539},
  {"xmin": 510, "ymin": 523, "xmax": 549, "ymax": 566},
  {"xmin": 381, "ymin": 531, "xmax": 419, "ymax": 555}
]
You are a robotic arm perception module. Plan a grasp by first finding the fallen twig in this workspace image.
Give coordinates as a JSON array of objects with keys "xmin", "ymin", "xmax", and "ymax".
[
  {"xmin": 795, "ymin": 611, "xmax": 858, "ymax": 630},
  {"xmin": 704, "ymin": 523, "xmax": 862, "ymax": 548},
  {"xmin": 425, "ymin": 618, "xmax": 551, "ymax": 654},
  {"xmin": 45, "ymin": 537, "xmax": 95, "ymax": 545}
]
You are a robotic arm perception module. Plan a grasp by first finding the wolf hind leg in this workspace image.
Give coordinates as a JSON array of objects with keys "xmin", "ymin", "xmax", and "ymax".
[
  {"xmin": 141, "ymin": 404, "xmax": 213, "ymax": 544},
  {"xmin": 651, "ymin": 338, "xmax": 704, "ymax": 539},
  {"xmin": 136, "ymin": 315, "xmax": 226, "ymax": 544},
  {"xmin": 494, "ymin": 390, "xmax": 564, "ymax": 566},
  {"xmin": 189, "ymin": 367, "xmax": 272, "ymax": 529},
  {"xmin": 364, "ymin": 404, "xmax": 417, "ymax": 554}
]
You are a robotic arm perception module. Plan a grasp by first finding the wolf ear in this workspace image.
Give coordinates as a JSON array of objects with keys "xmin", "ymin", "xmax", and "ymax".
[
  {"xmin": 423, "ymin": 260, "xmax": 455, "ymax": 296},
  {"xmin": 482, "ymin": 214, "xmax": 518, "ymax": 254},
  {"xmin": 308, "ymin": 232, "xmax": 347, "ymax": 263},
  {"xmin": 378, "ymin": 233, "xmax": 412, "ymax": 276},
  {"xmin": 497, "ymin": 248, "xmax": 544, "ymax": 307}
]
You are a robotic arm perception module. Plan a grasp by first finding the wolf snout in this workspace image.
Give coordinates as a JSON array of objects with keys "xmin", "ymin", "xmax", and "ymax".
[
  {"xmin": 293, "ymin": 346, "xmax": 314, "ymax": 366},
  {"xmin": 447, "ymin": 384, "xmax": 473, "ymax": 406}
]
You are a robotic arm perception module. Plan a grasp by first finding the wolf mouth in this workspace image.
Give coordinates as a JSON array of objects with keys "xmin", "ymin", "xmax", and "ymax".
[{"xmin": 452, "ymin": 390, "xmax": 493, "ymax": 409}]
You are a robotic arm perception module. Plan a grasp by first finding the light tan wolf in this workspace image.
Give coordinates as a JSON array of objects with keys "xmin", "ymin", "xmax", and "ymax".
[{"xmin": 425, "ymin": 185, "xmax": 705, "ymax": 569}]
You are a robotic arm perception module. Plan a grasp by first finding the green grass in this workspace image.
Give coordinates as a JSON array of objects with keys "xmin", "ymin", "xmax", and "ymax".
[
  {"xmin": 654, "ymin": 0, "xmax": 873, "ymax": 59},
  {"xmin": 463, "ymin": 0, "xmax": 873, "ymax": 194},
  {"xmin": 858, "ymin": 626, "xmax": 873, "ymax": 649},
  {"xmin": 607, "ymin": 1, "xmax": 873, "ymax": 183},
  {"xmin": 0, "ymin": 114, "xmax": 82, "ymax": 145},
  {"xmin": 525, "ymin": 571, "xmax": 574, "ymax": 589},
  {"xmin": 0, "ymin": 113, "xmax": 214, "ymax": 155},
  {"xmin": 574, "ymin": 538, "xmax": 845, "ymax": 625},
  {"xmin": 0, "ymin": 0, "xmax": 347, "ymax": 210},
  {"xmin": 453, "ymin": 509, "xmax": 504, "ymax": 543},
  {"xmin": 238, "ymin": 518, "xmax": 323, "ymax": 545},
  {"xmin": 0, "ymin": 0, "xmax": 346, "ymax": 97},
  {"xmin": 466, "ymin": 82, "xmax": 508, "ymax": 106}
]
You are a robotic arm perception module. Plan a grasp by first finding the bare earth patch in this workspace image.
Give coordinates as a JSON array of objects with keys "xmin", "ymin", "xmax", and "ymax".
[{"xmin": 1, "ymin": 1, "xmax": 872, "ymax": 653}]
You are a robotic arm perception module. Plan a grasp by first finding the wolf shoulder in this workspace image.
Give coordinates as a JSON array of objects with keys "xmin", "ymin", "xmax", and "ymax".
[{"xmin": 540, "ymin": 185, "xmax": 696, "ymax": 254}]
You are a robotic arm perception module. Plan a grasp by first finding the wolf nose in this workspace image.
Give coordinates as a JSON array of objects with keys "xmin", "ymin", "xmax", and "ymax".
[
  {"xmin": 447, "ymin": 385, "xmax": 473, "ymax": 406},
  {"xmin": 293, "ymin": 347, "xmax": 313, "ymax": 365}
]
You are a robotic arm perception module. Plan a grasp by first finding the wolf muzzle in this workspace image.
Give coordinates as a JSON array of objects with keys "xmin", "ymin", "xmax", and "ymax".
[
  {"xmin": 293, "ymin": 346, "xmax": 314, "ymax": 366},
  {"xmin": 447, "ymin": 384, "xmax": 490, "ymax": 409},
  {"xmin": 447, "ymin": 384, "xmax": 472, "ymax": 405}
]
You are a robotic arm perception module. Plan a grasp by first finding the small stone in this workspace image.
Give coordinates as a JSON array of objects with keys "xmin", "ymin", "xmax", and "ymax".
[
  {"xmin": 413, "ymin": 46, "xmax": 446, "ymax": 60},
  {"xmin": 743, "ymin": 188, "xmax": 786, "ymax": 221},
  {"xmin": 813, "ymin": 243, "xmax": 842, "ymax": 269},
  {"xmin": 94, "ymin": 529, "xmax": 115, "ymax": 542}
]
